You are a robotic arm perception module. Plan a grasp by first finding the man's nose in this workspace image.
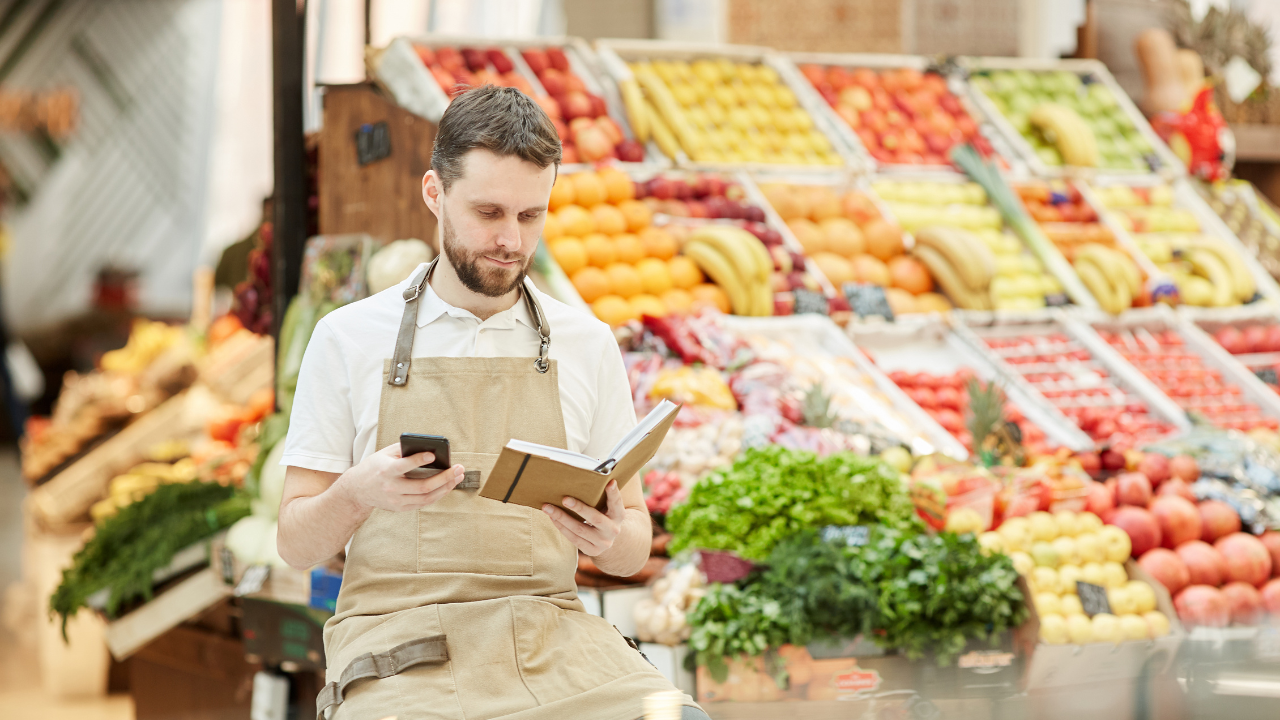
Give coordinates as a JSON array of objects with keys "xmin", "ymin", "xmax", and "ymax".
[{"xmin": 494, "ymin": 216, "xmax": 522, "ymax": 250}]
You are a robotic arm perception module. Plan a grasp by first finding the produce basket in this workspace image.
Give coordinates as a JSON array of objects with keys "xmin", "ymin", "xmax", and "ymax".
[
  {"xmin": 1073, "ymin": 306, "xmax": 1280, "ymax": 433},
  {"xmin": 592, "ymin": 38, "xmax": 860, "ymax": 173},
  {"xmin": 784, "ymin": 52, "xmax": 1023, "ymax": 175},
  {"xmin": 721, "ymin": 313, "xmax": 968, "ymax": 458},
  {"xmin": 1193, "ymin": 179, "xmax": 1280, "ymax": 283},
  {"xmin": 954, "ymin": 311, "xmax": 1188, "ymax": 449},
  {"xmin": 1180, "ymin": 302, "xmax": 1280, "ymax": 397},
  {"xmin": 370, "ymin": 35, "xmax": 667, "ymax": 169},
  {"xmin": 959, "ymin": 56, "xmax": 1183, "ymax": 179},
  {"xmin": 849, "ymin": 315, "xmax": 1089, "ymax": 455}
]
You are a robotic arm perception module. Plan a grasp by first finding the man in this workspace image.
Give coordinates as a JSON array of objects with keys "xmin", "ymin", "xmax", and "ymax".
[{"xmin": 278, "ymin": 85, "xmax": 705, "ymax": 720}]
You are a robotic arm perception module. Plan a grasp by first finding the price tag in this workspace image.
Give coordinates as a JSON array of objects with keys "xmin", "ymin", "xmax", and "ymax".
[
  {"xmin": 235, "ymin": 565, "xmax": 271, "ymax": 597},
  {"xmin": 1045, "ymin": 293, "xmax": 1070, "ymax": 307},
  {"xmin": 821, "ymin": 525, "xmax": 870, "ymax": 547},
  {"xmin": 842, "ymin": 283, "xmax": 893, "ymax": 320},
  {"xmin": 1076, "ymin": 581, "xmax": 1111, "ymax": 616},
  {"xmin": 1254, "ymin": 367, "xmax": 1278, "ymax": 386},
  {"xmin": 355, "ymin": 121, "xmax": 391, "ymax": 166},
  {"xmin": 793, "ymin": 289, "xmax": 829, "ymax": 315}
]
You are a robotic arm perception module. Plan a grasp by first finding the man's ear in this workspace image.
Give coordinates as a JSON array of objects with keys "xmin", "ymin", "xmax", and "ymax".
[{"xmin": 423, "ymin": 170, "xmax": 442, "ymax": 215}]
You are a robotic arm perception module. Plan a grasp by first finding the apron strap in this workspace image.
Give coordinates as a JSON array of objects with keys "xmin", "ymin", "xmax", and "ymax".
[
  {"xmin": 388, "ymin": 258, "xmax": 553, "ymax": 386},
  {"xmin": 315, "ymin": 634, "xmax": 450, "ymax": 720}
]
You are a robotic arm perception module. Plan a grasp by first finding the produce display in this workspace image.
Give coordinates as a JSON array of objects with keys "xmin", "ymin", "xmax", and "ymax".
[
  {"xmin": 614, "ymin": 53, "xmax": 841, "ymax": 165},
  {"xmin": 1196, "ymin": 180, "xmax": 1280, "ymax": 282},
  {"xmin": 633, "ymin": 563, "xmax": 706, "ymax": 646},
  {"xmin": 1091, "ymin": 183, "xmax": 1257, "ymax": 307},
  {"xmin": 969, "ymin": 68, "xmax": 1158, "ymax": 171},
  {"xmin": 886, "ymin": 369, "xmax": 1051, "ymax": 454},
  {"xmin": 1204, "ymin": 320, "xmax": 1280, "ymax": 394},
  {"xmin": 794, "ymin": 63, "xmax": 995, "ymax": 166}
]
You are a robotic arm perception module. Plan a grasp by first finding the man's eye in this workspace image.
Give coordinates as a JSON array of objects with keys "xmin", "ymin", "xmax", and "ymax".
[
  {"xmin": 479, "ymin": 210, "xmax": 500, "ymax": 219},
  {"xmin": 519, "ymin": 213, "xmax": 539, "ymax": 222}
]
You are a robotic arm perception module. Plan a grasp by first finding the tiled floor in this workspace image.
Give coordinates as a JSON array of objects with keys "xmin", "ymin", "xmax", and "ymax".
[{"xmin": 0, "ymin": 450, "xmax": 134, "ymax": 720}]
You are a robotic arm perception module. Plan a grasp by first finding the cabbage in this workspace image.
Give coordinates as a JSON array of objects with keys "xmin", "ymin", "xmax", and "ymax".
[{"xmin": 368, "ymin": 239, "xmax": 433, "ymax": 294}]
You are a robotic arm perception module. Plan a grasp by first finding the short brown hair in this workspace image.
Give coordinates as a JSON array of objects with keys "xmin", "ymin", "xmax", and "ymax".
[{"xmin": 431, "ymin": 85, "xmax": 562, "ymax": 190}]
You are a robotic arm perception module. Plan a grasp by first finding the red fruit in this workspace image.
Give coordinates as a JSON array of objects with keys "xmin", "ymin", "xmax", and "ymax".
[
  {"xmin": 1137, "ymin": 453, "xmax": 1171, "ymax": 486},
  {"xmin": 1086, "ymin": 481, "xmax": 1116, "ymax": 516},
  {"xmin": 1262, "ymin": 578, "xmax": 1280, "ymax": 615},
  {"xmin": 1101, "ymin": 449, "xmax": 1127, "ymax": 470},
  {"xmin": 616, "ymin": 139, "xmax": 645, "ymax": 163},
  {"xmin": 1139, "ymin": 548, "xmax": 1191, "ymax": 595},
  {"xmin": 522, "ymin": 49, "xmax": 550, "ymax": 74},
  {"xmin": 1110, "ymin": 506, "xmax": 1162, "ymax": 557},
  {"xmin": 1077, "ymin": 452, "xmax": 1101, "ymax": 474},
  {"xmin": 561, "ymin": 91, "xmax": 593, "ymax": 120},
  {"xmin": 485, "ymin": 48, "xmax": 514, "ymax": 74},
  {"xmin": 546, "ymin": 47, "xmax": 570, "ymax": 72},
  {"xmin": 1261, "ymin": 531, "xmax": 1280, "ymax": 578},
  {"xmin": 1157, "ymin": 478, "xmax": 1197, "ymax": 504},
  {"xmin": 1177, "ymin": 540, "xmax": 1227, "ymax": 587},
  {"xmin": 1175, "ymin": 585, "xmax": 1230, "ymax": 628},
  {"xmin": 1116, "ymin": 472, "xmax": 1153, "ymax": 507},
  {"xmin": 1170, "ymin": 455, "xmax": 1199, "ymax": 483},
  {"xmin": 1216, "ymin": 326, "xmax": 1247, "ymax": 354},
  {"xmin": 595, "ymin": 116, "xmax": 624, "ymax": 145},
  {"xmin": 1243, "ymin": 326, "xmax": 1268, "ymax": 353},
  {"xmin": 1215, "ymin": 532, "xmax": 1274, "ymax": 587},
  {"xmin": 1265, "ymin": 325, "xmax": 1280, "ymax": 352},
  {"xmin": 561, "ymin": 145, "xmax": 579, "ymax": 164},
  {"xmin": 1151, "ymin": 495, "xmax": 1203, "ymax": 549},
  {"xmin": 1199, "ymin": 500, "xmax": 1242, "ymax": 542},
  {"xmin": 1221, "ymin": 581, "xmax": 1265, "ymax": 625}
]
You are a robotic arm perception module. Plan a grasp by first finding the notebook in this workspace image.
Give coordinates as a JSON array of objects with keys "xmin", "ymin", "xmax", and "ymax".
[{"xmin": 479, "ymin": 400, "xmax": 680, "ymax": 515}]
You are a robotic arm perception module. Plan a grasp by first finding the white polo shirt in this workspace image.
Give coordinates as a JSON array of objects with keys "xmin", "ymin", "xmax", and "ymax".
[{"xmin": 280, "ymin": 263, "xmax": 636, "ymax": 474}]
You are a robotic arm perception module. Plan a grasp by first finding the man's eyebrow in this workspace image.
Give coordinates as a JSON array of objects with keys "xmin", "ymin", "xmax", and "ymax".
[{"xmin": 466, "ymin": 201, "xmax": 547, "ymax": 213}]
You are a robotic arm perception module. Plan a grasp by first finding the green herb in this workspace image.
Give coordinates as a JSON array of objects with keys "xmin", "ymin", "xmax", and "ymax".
[
  {"xmin": 686, "ymin": 582, "xmax": 802, "ymax": 683},
  {"xmin": 667, "ymin": 446, "xmax": 919, "ymax": 561},
  {"xmin": 50, "ymin": 481, "xmax": 250, "ymax": 638}
]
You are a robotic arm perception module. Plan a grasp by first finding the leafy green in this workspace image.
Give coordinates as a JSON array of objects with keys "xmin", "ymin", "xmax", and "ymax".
[
  {"xmin": 667, "ymin": 446, "xmax": 919, "ymax": 561},
  {"xmin": 686, "ymin": 582, "xmax": 803, "ymax": 683},
  {"xmin": 50, "ymin": 481, "xmax": 250, "ymax": 637}
]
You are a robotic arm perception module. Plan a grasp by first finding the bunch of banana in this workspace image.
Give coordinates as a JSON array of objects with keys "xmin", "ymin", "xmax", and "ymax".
[
  {"xmin": 1164, "ymin": 237, "xmax": 1256, "ymax": 307},
  {"xmin": 90, "ymin": 458, "xmax": 199, "ymax": 522},
  {"xmin": 627, "ymin": 64, "xmax": 705, "ymax": 162},
  {"xmin": 101, "ymin": 319, "xmax": 186, "ymax": 375},
  {"xmin": 1029, "ymin": 103, "xmax": 1100, "ymax": 167},
  {"xmin": 910, "ymin": 226, "xmax": 996, "ymax": 310},
  {"xmin": 1073, "ymin": 244, "xmax": 1141, "ymax": 314},
  {"xmin": 681, "ymin": 226, "xmax": 774, "ymax": 316}
]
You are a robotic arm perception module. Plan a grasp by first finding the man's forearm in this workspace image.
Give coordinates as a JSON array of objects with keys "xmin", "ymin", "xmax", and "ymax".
[
  {"xmin": 278, "ymin": 473, "xmax": 371, "ymax": 569},
  {"xmin": 590, "ymin": 507, "xmax": 652, "ymax": 577}
]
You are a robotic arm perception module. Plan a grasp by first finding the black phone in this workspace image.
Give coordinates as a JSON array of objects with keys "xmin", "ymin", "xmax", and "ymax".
[{"xmin": 400, "ymin": 433, "xmax": 450, "ymax": 478}]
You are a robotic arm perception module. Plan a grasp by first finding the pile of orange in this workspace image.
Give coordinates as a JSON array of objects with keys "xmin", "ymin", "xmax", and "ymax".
[
  {"xmin": 757, "ymin": 183, "xmax": 951, "ymax": 315},
  {"xmin": 547, "ymin": 168, "xmax": 730, "ymax": 326}
]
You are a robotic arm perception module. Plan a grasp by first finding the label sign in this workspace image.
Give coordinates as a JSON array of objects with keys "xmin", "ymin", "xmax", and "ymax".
[
  {"xmin": 1076, "ymin": 581, "xmax": 1112, "ymax": 616},
  {"xmin": 821, "ymin": 525, "xmax": 870, "ymax": 547},
  {"xmin": 355, "ymin": 122, "xmax": 391, "ymax": 165},
  {"xmin": 1254, "ymin": 367, "xmax": 1278, "ymax": 386},
  {"xmin": 842, "ymin": 283, "xmax": 893, "ymax": 320},
  {"xmin": 958, "ymin": 650, "xmax": 1014, "ymax": 669},
  {"xmin": 834, "ymin": 666, "xmax": 881, "ymax": 694},
  {"xmin": 793, "ymin": 288, "xmax": 828, "ymax": 315}
]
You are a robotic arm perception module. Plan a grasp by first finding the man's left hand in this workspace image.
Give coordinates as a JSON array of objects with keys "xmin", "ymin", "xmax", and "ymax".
[{"xmin": 543, "ymin": 480, "xmax": 626, "ymax": 556}]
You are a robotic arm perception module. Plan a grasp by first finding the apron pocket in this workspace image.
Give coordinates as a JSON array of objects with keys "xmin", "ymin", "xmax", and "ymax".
[{"xmin": 417, "ymin": 454, "xmax": 533, "ymax": 575}]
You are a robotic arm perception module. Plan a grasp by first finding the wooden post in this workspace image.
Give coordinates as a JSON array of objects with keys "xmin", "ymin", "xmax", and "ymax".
[{"xmin": 271, "ymin": 0, "xmax": 307, "ymax": 347}]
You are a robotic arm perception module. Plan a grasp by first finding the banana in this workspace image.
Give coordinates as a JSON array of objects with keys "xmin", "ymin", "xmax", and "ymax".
[
  {"xmin": 618, "ymin": 79, "xmax": 649, "ymax": 144},
  {"xmin": 1075, "ymin": 260, "xmax": 1121, "ymax": 314},
  {"xmin": 1074, "ymin": 244, "xmax": 1130, "ymax": 300},
  {"xmin": 1114, "ymin": 251, "xmax": 1142, "ymax": 299},
  {"xmin": 1188, "ymin": 238, "xmax": 1254, "ymax": 302},
  {"xmin": 913, "ymin": 245, "xmax": 990, "ymax": 310},
  {"xmin": 913, "ymin": 226, "xmax": 993, "ymax": 291},
  {"xmin": 645, "ymin": 100, "xmax": 680, "ymax": 160},
  {"xmin": 749, "ymin": 279, "xmax": 774, "ymax": 317},
  {"xmin": 683, "ymin": 240, "xmax": 750, "ymax": 315},
  {"xmin": 633, "ymin": 68, "xmax": 700, "ymax": 153},
  {"xmin": 742, "ymin": 230, "xmax": 776, "ymax": 286},
  {"xmin": 1029, "ymin": 103, "xmax": 1100, "ymax": 166},
  {"xmin": 690, "ymin": 226, "xmax": 767, "ymax": 285},
  {"xmin": 1185, "ymin": 248, "xmax": 1235, "ymax": 306}
]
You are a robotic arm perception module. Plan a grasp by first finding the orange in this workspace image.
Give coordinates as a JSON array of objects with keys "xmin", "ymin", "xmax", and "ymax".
[
  {"xmin": 639, "ymin": 227, "xmax": 678, "ymax": 260},
  {"xmin": 668, "ymin": 256, "xmax": 704, "ymax": 289},
  {"xmin": 583, "ymin": 234, "xmax": 617, "ymax": 267},
  {"xmin": 630, "ymin": 293, "xmax": 668, "ymax": 318},
  {"xmin": 885, "ymin": 287, "xmax": 917, "ymax": 315},
  {"xmin": 806, "ymin": 186, "xmax": 841, "ymax": 222},
  {"xmin": 592, "ymin": 295, "xmax": 638, "ymax": 327},
  {"xmin": 863, "ymin": 218, "xmax": 904, "ymax": 261},
  {"xmin": 690, "ymin": 283, "xmax": 731, "ymax": 314},
  {"xmin": 599, "ymin": 168, "xmax": 636, "ymax": 204},
  {"xmin": 811, "ymin": 252, "xmax": 855, "ymax": 286},
  {"xmin": 852, "ymin": 254, "xmax": 891, "ymax": 286},
  {"xmin": 572, "ymin": 267, "xmax": 612, "ymax": 303},
  {"xmin": 888, "ymin": 255, "xmax": 932, "ymax": 294},
  {"xmin": 613, "ymin": 233, "xmax": 646, "ymax": 264},
  {"xmin": 557, "ymin": 204, "xmax": 595, "ymax": 236},
  {"xmin": 591, "ymin": 204, "xmax": 627, "ymax": 235},
  {"xmin": 660, "ymin": 288, "xmax": 694, "ymax": 315},
  {"xmin": 542, "ymin": 212, "xmax": 564, "ymax": 242},
  {"xmin": 605, "ymin": 263, "xmax": 643, "ymax": 298},
  {"xmin": 635, "ymin": 257, "xmax": 674, "ymax": 295},
  {"xmin": 549, "ymin": 238, "xmax": 588, "ymax": 275},
  {"xmin": 617, "ymin": 199, "xmax": 653, "ymax": 232},
  {"xmin": 819, "ymin": 218, "xmax": 864, "ymax": 256},
  {"xmin": 914, "ymin": 292, "xmax": 953, "ymax": 313},
  {"xmin": 549, "ymin": 174, "xmax": 575, "ymax": 210},
  {"xmin": 570, "ymin": 172, "xmax": 608, "ymax": 208},
  {"xmin": 787, "ymin": 218, "xmax": 826, "ymax": 255}
]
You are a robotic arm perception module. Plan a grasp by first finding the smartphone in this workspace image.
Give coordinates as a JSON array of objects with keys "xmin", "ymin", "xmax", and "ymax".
[{"xmin": 400, "ymin": 433, "xmax": 450, "ymax": 478}]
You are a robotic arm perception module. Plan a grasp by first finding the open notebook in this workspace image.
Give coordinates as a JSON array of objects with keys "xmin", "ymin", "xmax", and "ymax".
[{"xmin": 480, "ymin": 400, "xmax": 680, "ymax": 514}]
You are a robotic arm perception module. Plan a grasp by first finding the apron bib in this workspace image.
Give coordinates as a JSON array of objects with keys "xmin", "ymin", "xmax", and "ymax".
[{"xmin": 318, "ymin": 260, "xmax": 695, "ymax": 720}]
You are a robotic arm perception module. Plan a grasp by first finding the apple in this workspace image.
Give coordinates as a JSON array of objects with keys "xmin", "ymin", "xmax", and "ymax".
[
  {"xmin": 596, "ymin": 116, "xmax": 624, "ymax": 145},
  {"xmin": 1091, "ymin": 613, "xmax": 1122, "ymax": 643},
  {"xmin": 1107, "ymin": 507, "xmax": 1159, "ymax": 558},
  {"xmin": 1102, "ymin": 449, "xmax": 1126, "ymax": 471},
  {"xmin": 1119, "ymin": 613, "xmax": 1149, "ymax": 641},
  {"xmin": 1267, "ymin": 325, "xmax": 1280, "ymax": 352},
  {"xmin": 561, "ymin": 90, "xmax": 594, "ymax": 120},
  {"xmin": 1144, "ymin": 611, "xmax": 1171, "ymax": 637},
  {"xmin": 1077, "ymin": 452, "xmax": 1102, "ymax": 474},
  {"xmin": 1260, "ymin": 531, "xmax": 1280, "ymax": 577},
  {"xmin": 1137, "ymin": 453, "xmax": 1171, "ymax": 486},
  {"xmin": 998, "ymin": 516, "xmax": 1034, "ymax": 553},
  {"xmin": 1031, "ymin": 567, "xmax": 1060, "ymax": 594},
  {"xmin": 522, "ymin": 48, "xmax": 550, "ymax": 74},
  {"xmin": 1108, "ymin": 586, "xmax": 1137, "ymax": 615},
  {"xmin": 1263, "ymin": 578, "xmax": 1280, "ymax": 614},
  {"xmin": 1061, "ymin": 594, "xmax": 1085, "ymax": 616},
  {"xmin": 1054, "ymin": 511, "xmax": 1081, "ymax": 537},
  {"xmin": 1103, "ymin": 561, "xmax": 1129, "ymax": 588},
  {"xmin": 1116, "ymin": 472, "xmax": 1153, "ymax": 507},
  {"xmin": 1244, "ymin": 326, "xmax": 1269, "ymax": 353},
  {"xmin": 1175, "ymin": 585, "xmax": 1230, "ymax": 628},
  {"xmin": 1039, "ymin": 613, "xmax": 1069, "ymax": 644},
  {"xmin": 1086, "ymin": 482, "xmax": 1116, "ymax": 516},
  {"xmin": 1036, "ymin": 592, "xmax": 1063, "ymax": 616},
  {"xmin": 1058, "ymin": 564, "xmax": 1083, "ymax": 594},
  {"xmin": 1139, "ymin": 548, "xmax": 1191, "ymax": 595},
  {"xmin": 1170, "ymin": 455, "xmax": 1200, "ymax": 483},
  {"xmin": 1081, "ymin": 562, "xmax": 1106, "ymax": 587},
  {"xmin": 1052, "ymin": 537, "xmax": 1080, "ymax": 566},
  {"xmin": 1216, "ymin": 326, "xmax": 1247, "ymax": 354},
  {"xmin": 1150, "ymin": 495, "xmax": 1203, "ymax": 549},
  {"xmin": 1199, "ymin": 500, "xmax": 1242, "ymax": 542},
  {"xmin": 977, "ymin": 531, "xmax": 1004, "ymax": 555},
  {"xmin": 616, "ymin": 139, "xmax": 645, "ymax": 163},
  {"xmin": 1157, "ymin": 478, "xmax": 1197, "ymax": 504},
  {"xmin": 1075, "ymin": 533, "xmax": 1104, "ymax": 564},
  {"xmin": 1221, "ymin": 581, "xmax": 1264, "ymax": 625},
  {"xmin": 1066, "ymin": 614, "xmax": 1094, "ymax": 644},
  {"xmin": 1176, "ymin": 540, "xmax": 1227, "ymax": 587},
  {"xmin": 545, "ymin": 47, "xmax": 570, "ymax": 72},
  {"xmin": 1127, "ymin": 580, "xmax": 1158, "ymax": 614},
  {"xmin": 1215, "ymin": 532, "xmax": 1273, "ymax": 587},
  {"xmin": 1078, "ymin": 512, "xmax": 1103, "ymax": 533},
  {"xmin": 1031, "ymin": 541, "xmax": 1061, "ymax": 568},
  {"xmin": 1010, "ymin": 551, "xmax": 1035, "ymax": 576}
]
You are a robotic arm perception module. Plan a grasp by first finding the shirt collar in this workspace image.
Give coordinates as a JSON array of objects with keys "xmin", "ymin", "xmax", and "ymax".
[{"xmin": 406, "ymin": 264, "xmax": 536, "ymax": 331}]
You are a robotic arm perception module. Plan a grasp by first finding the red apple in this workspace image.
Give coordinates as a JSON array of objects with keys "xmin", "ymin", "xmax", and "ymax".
[
  {"xmin": 596, "ymin": 116, "xmax": 624, "ymax": 145},
  {"xmin": 540, "ymin": 68, "xmax": 567, "ymax": 96},
  {"xmin": 485, "ymin": 48, "xmax": 514, "ymax": 74},
  {"xmin": 851, "ymin": 68, "xmax": 880, "ymax": 90},
  {"xmin": 1266, "ymin": 326, "xmax": 1280, "ymax": 352},
  {"xmin": 546, "ymin": 47, "xmax": 570, "ymax": 72},
  {"xmin": 1110, "ymin": 506, "xmax": 1162, "ymax": 558},
  {"xmin": 1170, "ymin": 455, "xmax": 1199, "ymax": 483},
  {"xmin": 1137, "ymin": 453, "xmax": 1171, "ymax": 486},
  {"xmin": 862, "ymin": 109, "xmax": 888, "ymax": 135},
  {"xmin": 1199, "ymin": 500, "xmax": 1242, "ymax": 542},
  {"xmin": 522, "ymin": 48, "xmax": 550, "ymax": 74},
  {"xmin": 1101, "ymin": 449, "xmax": 1127, "ymax": 470},
  {"xmin": 836, "ymin": 105, "xmax": 860, "ymax": 128},
  {"xmin": 648, "ymin": 177, "xmax": 675, "ymax": 200},
  {"xmin": 534, "ymin": 94, "xmax": 562, "ymax": 120},
  {"xmin": 1215, "ymin": 532, "xmax": 1273, "ymax": 587},
  {"xmin": 1151, "ymin": 495, "xmax": 1203, "ymax": 549},
  {"xmin": 879, "ymin": 130, "xmax": 903, "ymax": 152},
  {"xmin": 839, "ymin": 86, "xmax": 873, "ymax": 112},
  {"xmin": 799, "ymin": 64, "xmax": 825, "ymax": 86},
  {"xmin": 1216, "ymin": 326, "xmax": 1247, "ymax": 354},
  {"xmin": 1221, "ymin": 581, "xmax": 1265, "ymax": 625},
  {"xmin": 561, "ymin": 91, "xmax": 593, "ymax": 120},
  {"xmin": 1086, "ymin": 480, "xmax": 1116, "ymax": 516},
  {"xmin": 1139, "ymin": 548, "xmax": 1191, "ymax": 595},
  {"xmin": 1260, "ymin": 531, "xmax": 1280, "ymax": 578},
  {"xmin": 615, "ymin": 139, "xmax": 645, "ymax": 163},
  {"xmin": 560, "ymin": 144, "xmax": 578, "ymax": 164},
  {"xmin": 1157, "ymin": 478, "xmax": 1197, "ymax": 504},
  {"xmin": 923, "ymin": 132, "xmax": 952, "ymax": 155},
  {"xmin": 826, "ymin": 66, "xmax": 853, "ymax": 90},
  {"xmin": 565, "ymin": 73, "xmax": 587, "ymax": 94},
  {"xmin": 1077, "ymin": 452, "xmax": 1102, "ymax": 474},
  {"xmin": 1263, "ymin": 578, "xmax": 1280, "ymax": 614},
  {"xmin": 1243, "ymin": 326, "xmax": 1268, "ymax": 353},
  {"xmin": 1177, "ymin": 540, "xmax": 1227, "ymax": 587},
  {"xmin": 413, "ymin": 44, "xmax": 436, "ymax": 66},
  {"xmin": 1116, "ymin": 472, "xmax": 1153, "ymax": 507},
  {"xmin": 1175, "ymin": 585, "xmax": 1230, "ymax": 628}
]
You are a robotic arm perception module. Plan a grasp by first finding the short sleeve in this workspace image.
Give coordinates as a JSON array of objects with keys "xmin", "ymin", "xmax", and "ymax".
[
  {"xmin": 280, "ymin": 319, "xmax": 357, "ymax": 473},
  {"xmin": 580, "ymin": 333, "xmax": 637, "ymax": 460}
]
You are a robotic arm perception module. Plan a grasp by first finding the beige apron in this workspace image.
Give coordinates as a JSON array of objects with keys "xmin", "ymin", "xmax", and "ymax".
[{"xmin": 318, "ymin": 261, "xmax": 697, "ymax": 720}]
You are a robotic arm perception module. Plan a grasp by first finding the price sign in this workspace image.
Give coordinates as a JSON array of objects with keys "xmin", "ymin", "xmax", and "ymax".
[
  {"xmin": 842, "ymin": 283, "xmax": 893, "ymax": 320},
  {"xmin": 1254, "ymin": 367, "xmax": 1278, "ymax": 386},
  {"xmin": 1076, "ymin": 581, "xmax": 1112, "ymax": 616},
  {"xmin": 821, "ymin": 525, "xmax": 870, "ymax": 547},
  {"xmin": 1045, "ymin": 293, "xmax": 1070, "ymax": 307},
  {"xmin": 793, "ymin": 288, "xmax": 829, "ymax": 315},
  {"xmin": 355, "ymin": 121, "xmax": 391, "ymax": 166}
]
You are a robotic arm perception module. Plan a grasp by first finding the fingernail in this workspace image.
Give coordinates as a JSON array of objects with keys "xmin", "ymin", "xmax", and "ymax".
[
  {"xmin": 543, "ymin": 505, "xmax": 554, "ymax": 515},
  {"xmin": 563, "ymin": 498, "xmax": 575, "ymax": 507}
]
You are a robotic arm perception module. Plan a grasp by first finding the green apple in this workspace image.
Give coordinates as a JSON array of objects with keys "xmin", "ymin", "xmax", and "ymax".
[
  {"xmin": 879, "ymin": 446, "xmax": 913, "ymax": 473},
  {"xmin": 1009, "ymin": 93, "xmax": 1039, "ymax": 116},
  {"xmin": 1013, "ymin": 70, "xmax": 1038, "ymax": 90},
  {"xmin": 992, "ymin": 72, "xmax": 1019, "ymax": 96},
  {"xmin": 1031, "ymin": 541, "xmax": 1061, "ymax": 568},
  {"xmin": 1040, "ymin": 613, "xmax": 1069, "ymax": 644},
  {"xmin": 971, "ymin": 76, "xmax": 994, "ymax": 94}
]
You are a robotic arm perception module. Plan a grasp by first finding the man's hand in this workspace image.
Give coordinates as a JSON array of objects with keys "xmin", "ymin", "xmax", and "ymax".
[
  {"xmin": 336, "ymin": 443, "xmax": 466, "ymax": 513},
  {"xmin": 542, "ymin": 480, "xmax": 626, "ymax": 557}
]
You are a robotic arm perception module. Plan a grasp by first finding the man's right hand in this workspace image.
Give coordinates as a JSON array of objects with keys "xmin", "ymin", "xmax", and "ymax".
[{"xmin": 336, "ymin": 443, "xmax": 465, "ymax": 513}]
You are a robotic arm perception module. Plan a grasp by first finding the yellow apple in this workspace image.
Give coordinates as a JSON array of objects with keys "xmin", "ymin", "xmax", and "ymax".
[
  {"xmin": 1054, "ymin": 511, "xmax": 1080, "ymax": 537},
  {"xmin": 1039, "ymin": 613, "xmax": 1069, "ymax": 645},
  {"xmin": 1107, "ymin": 586, "xmax": 1137, "ymax": 615},
  {"xmin": 1036, "ymin": 592, "xmax": 1063, "ymax": 616},
  {"xmin": 1075, "ymin": 532, "xmax": 1105, "ymax": 564},
  {"xmin": 1144, "ymin": 611, "xmax": 1170, "ymax": 638},
  {"xmin": 1098, "ymin": 526, "xmax": 1132, "ymax": 563},
  {"xmin": 1057, "ymin": 564, "xmax": 1083, "ymax": 594},
  {"xmin": 1091, "ymin": 613, "xmax": 1122, "ymax": 644},
  {"xmin": 1067, "ymin": 614, "xmax": 1094, "ymax": 644},
  {"xmin": 978, "ymin": 531, "xmax": 1005, "ymax": 555},
  {"xmin": 1126, "ymin": 581, "xmax": 1157, "ymax": 614},
  {"xmin": 999, "ymin": 517, "xmax": 1034, "ymax": 553},
  {"xmin": 1102, "ymin": 561, "xmax": 1128, "ymax": 589},
  {"xmin": 1031, "ymin": 541, "xmax": 1061, "ymax": 568},
  {"xmin": 1028, "ymin": 511, "xmax": 1059, "ymax": 542},
  {"xmin": 1081, "ymin": 562, "xmax": 1106, "ymax": 587},
  {"xmin": 1010, "ymin": 551, "xmax": 1035, "ymax": 576},
  {"xmin": 1119, "ymin": 614, "xmax": 1150, "ymax": 641},
  {"xmin": 1060, "ymin": 594, "xmax": 1085, "ymax": 617},
  {"xmin": 1077, "ymin": 512, "xmax": 1103, "ymax": 533},
  {"xmin": 1052, "ymin": 537, "xmax": 1080, "ymax": 566},
  {"xmin": 1031, "ymin": 567, "xmax": 1060, "ymax": 595}
]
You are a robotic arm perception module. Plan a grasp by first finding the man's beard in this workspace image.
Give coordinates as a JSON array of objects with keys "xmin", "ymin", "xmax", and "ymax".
[{"xmin": 440, "ymin": 211, "xmax": 534, "ymax": 298}]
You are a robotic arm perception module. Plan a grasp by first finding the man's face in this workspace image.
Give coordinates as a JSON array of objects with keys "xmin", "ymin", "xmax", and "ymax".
[{"xmin": 424, "ymin": 149, "xmax": 556, "ymax": 298}]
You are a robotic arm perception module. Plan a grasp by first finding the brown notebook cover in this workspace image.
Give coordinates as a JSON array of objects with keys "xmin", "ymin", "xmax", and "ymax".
[{"xmin": 479, "ymin": 402, "xmax": 680, "ymax": 515}]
